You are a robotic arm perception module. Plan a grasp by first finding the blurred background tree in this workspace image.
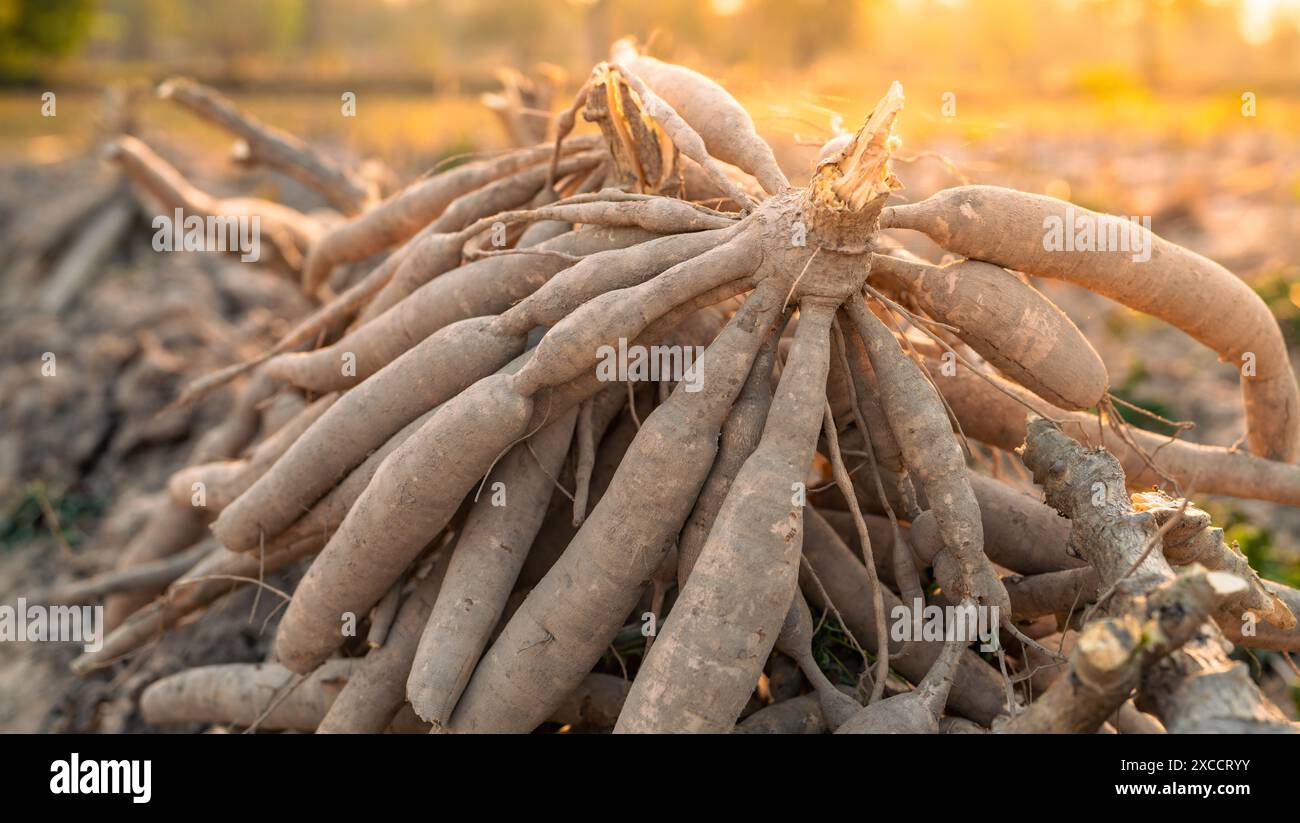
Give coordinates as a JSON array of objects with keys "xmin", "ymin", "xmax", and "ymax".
[
  {"xmin": 0, "ymin": 0, "xmax": 95, "ymax": 84},
  {"xmin": 3, "ymin": 0, "xmax": 1299, "ymax": 166},
  {"xmin": 4, "ymin": 0, "xmax": 1294, "ymax": 95}
]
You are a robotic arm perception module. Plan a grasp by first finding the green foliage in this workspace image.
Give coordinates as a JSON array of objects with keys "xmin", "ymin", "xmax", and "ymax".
[
  {"xmin": 611, "ymin": 620, "xmax": 646, "ymax": 652},
  {"xmin": 809, "ymin": 609, "xmax": 862, "ymax": 687},
  {"xmin": 0, "ymin": 482, "xmax": 103, "ymax": 549},
  {"xmin": 602, "ymin": 620, "xmax": 647, "ymax": 675},
  {"xmin": 1252, "ymin": 270, "xmax": 1300, "ymax": 346},
  {"xmin": 1202, "ymin": 502, "xmax": 1300, "ymax": 589},
  {"xmin": 1103, "ymin": 361, "xmax": 1180, "ymax": 437},
  {"xmin": 0, "ymin": 0, "xmax": 95, "ymax": 83}
]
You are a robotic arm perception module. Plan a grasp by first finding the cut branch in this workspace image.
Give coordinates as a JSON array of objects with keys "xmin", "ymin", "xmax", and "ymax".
[
  {"xmin": 1010, "ymin": 416, "xmax": 1294, "ymax": 733},
  {"xmin": 159, "ymin": 76, "xmax": 375, "ymax": 214}
]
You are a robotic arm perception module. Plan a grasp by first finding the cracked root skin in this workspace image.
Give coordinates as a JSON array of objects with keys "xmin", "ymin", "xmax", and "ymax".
[
  {"xmin": 1015, "ymin": 417, "xmax": 1294, "ymax": 734},
  {"xmin": 118, "ymin": 69, "xmax": 1300, "ymax": 736}
]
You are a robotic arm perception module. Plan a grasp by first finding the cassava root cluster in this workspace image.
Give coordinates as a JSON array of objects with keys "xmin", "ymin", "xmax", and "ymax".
[{"xmin": 64, "ymin": 38, "xmax": 1300, "ymax": 734}]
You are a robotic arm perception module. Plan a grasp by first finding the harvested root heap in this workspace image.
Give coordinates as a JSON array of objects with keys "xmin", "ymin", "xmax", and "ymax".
[{"xmin": 65, "ymin": 40, "xmax": 1300, "ymax": 734}]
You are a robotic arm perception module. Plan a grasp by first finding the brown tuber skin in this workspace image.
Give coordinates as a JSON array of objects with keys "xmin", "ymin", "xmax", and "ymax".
[
  {"xmin": 734, "ymin": 694, "xmax": 826, "ymax": 734},
  {"xmin": 300, "ymin": 139, "xmax": 598, "ymax": 294},
  {"xmin": 801, "ymin": 507, "xmax": 1007, "ymax": 725},
  {"xmin": 615, "ymin": 301, "xmax": 836, "ymax": 733},
  {"xmin": 316, "ymin": 549, "xmax": 454, "ymax": 733},
  {"xmin": 868, "ymin": 253, "xmax": 1109, "ymax": 410},
  {"xmin": 405, "ymin": 411, "xmax": 578, "ymax": 725},
  {"xmin": 450, "ymin": 280, "xmax": 785, "ymax": 732},
  {"xmin": 845, "ymin": 293, "xmax": 1008, "ymax": 615},
  {"xmin": 676, "ymin": 313, "xmax": 782, "ymax": 585},
  {"xmin": 930, "ymin": 357, "xmax": 1300, "ymax": 508},
  {"xmin": 274, "ymin": 373, "xmax": 533, "ymax": 673},
  {"xmin": 611, "ymin": 39, "xmax": 789, "ymax": 197},
  {"xmin": 883, "ymin": 185, "xmax": 1300, "ymax": 463}
]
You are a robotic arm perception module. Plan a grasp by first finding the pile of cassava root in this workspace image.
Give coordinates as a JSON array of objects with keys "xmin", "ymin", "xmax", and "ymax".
[{"xmin": 63, "ymin": 39, "xmax": 1300, "ymax": 734}]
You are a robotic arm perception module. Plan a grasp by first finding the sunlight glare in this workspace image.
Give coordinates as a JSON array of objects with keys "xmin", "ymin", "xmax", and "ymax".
[{"xmin": 710, "ymin": 0, "xmax": 746, "ymax": 18}]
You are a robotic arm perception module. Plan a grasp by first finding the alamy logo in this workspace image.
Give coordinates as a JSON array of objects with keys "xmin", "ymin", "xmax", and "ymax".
[
  {"xmin": 152, "ymin": 208, "xmax": 261, "ymax": 262},
  {"xmin": 1042, "ymin": 206, "xmax": 1152, "ymax": 263},
  {"xmin": 50, "ymin": 754, "xmax": 151, "ymax": 803},
  {"xmin": 0, "ymin": 598, "xmax": 103, "ymax": 652},
  {"xmin": 595, "ymin": 339, "xmax": 705, "ymax": 392}
]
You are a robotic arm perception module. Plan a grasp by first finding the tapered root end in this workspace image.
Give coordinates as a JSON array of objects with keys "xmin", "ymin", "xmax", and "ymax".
[{"xmin": 156, "ymin": 76, "xmax": 184, "ymax": 99}]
